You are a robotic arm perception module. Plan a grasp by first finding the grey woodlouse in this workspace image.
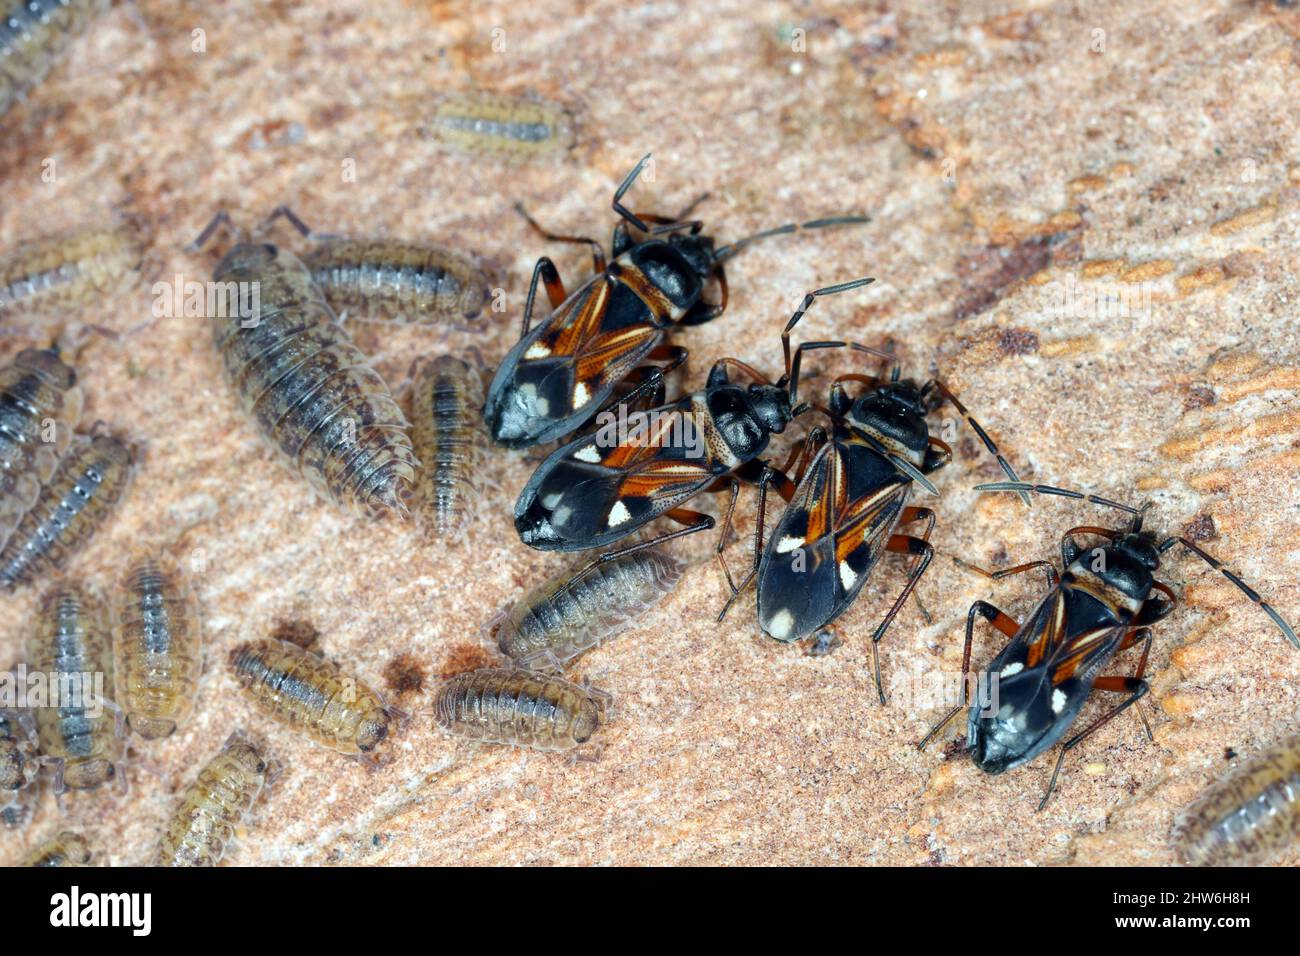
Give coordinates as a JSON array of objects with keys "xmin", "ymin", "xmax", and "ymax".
[
  {"xmin": 0, "ymin": 347, "xmax": 82, "ymax": 549},
  {"xmin": 18, "ymin": 829, "xmax": 92, "ymax": 866},
  {"xmin": 0, "ymin": 0, "xmax": 107, "ymax": 117},
  {"xmin": 0, "ymin": 430, "xmax": 135, "ymax": 591},
  {"xmin": 26, "ymin": 581, "xmax": 122, "ymax": 792},
  {"xmin": 492, "ymin": 547, "xmax": 683, "ymax": 668},
  {"xmin": 229, "ymin": 637, "xmax": 395, "ymax": 758},
  {"xmin": 112, "ymin": 551, "xmax": 203, "ymax": 741},
  {"xmin": 151, "ymin": 732, "xmax": 272, "ymax": 867},
  {"xmin": 0, "ymin": 224, "xmax": 142, "ymax": 326},
  {"xmin": 408, "ymin": 354, "xmax": 486, "ymax": 540},
  {"xmin": 260, "ymin": 206, "xmax": 488, "ymax": 325},
  {"xmin": 426, "ymin": 90, "xmax": 576, "ymax": 161},
  {"xmin": 433, "ymin": 667, "xmax": 607, "ymax": 751},
  {"xmin": 194, "ymin": 213, "xmax": 418, "ymax": 518},
  {"xmin": 0, "ymin": 705, "xmax": 39, "ymax": 827},
  {"xmin": 1175, "ymin": 734, "xmax": 1300, "ymax": 866}
]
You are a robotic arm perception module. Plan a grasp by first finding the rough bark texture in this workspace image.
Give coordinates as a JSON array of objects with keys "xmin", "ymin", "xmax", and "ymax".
[{"xmin": 1, "ymin": 0, "xmax": 1298, "ymax": 866}]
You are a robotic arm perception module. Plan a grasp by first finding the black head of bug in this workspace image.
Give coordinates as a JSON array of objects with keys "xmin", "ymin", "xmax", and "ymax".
[{"xmin": 704, "ymin": 376, "xmax": 796, "ymax": 466}]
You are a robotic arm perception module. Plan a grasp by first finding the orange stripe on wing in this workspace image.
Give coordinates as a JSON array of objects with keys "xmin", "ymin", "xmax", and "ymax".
[{"xmin": 551, "ymin": 281, "xmax": 611, "ymax": 356}]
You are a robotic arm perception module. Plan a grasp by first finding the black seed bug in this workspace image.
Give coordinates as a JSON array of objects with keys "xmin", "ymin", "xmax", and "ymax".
[
  {"xmin": 919, "ymin": 482, "xmax": 1298, "ymax": 810},
  {"xmin": 1175, "ymin": 733, "xmax": 1300, "ymax": 866},
  {"xmin": 0, "ymin": 0, "xmax": 108, "ymax": 118},
  {"xmin": 189, "ymin": 212, "xmax": 417, "ymax": 518},
  {"xmin": 715, "ymin": 347, "xmax": 1027, "ymax": 700},
  {"xmin": 483, "ymin": 153, "xmax": 869, "ymax": 449},
  {"xmin": 513, "ymin": 279, "xmax": 875, "ymax": 581},
  {"xmin": 257, "ymin": 207, "xmax": 489, "ymax": 326}
]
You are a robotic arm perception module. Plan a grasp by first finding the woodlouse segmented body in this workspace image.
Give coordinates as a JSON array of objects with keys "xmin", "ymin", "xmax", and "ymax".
[
  {"xmin": 19, "ymin": 830, "xmax": 92, "ymax": 866},
  {"xmin": 210, "ymin": 241, "xmax": 417, "ymax": 517},
  {"xmin": 1175, "ymin": 734, "xmax": 1300, "ymax": 866},
  {"xmin": 112, "ymin": 552, "xmax": 202, "ymax": 741},
  {"xmin": 0, "ymin": 431, "xmax": 134, "ymax": 591},
  {"xmin": 0, "ymin": 224, "xmax": 142, "ymax": 321},
  {"xmin": 427, "ymin": 91, "xmax": 576, "ymax": 161},
  {"xmin": 433, "ymin": 668, "xmax": 605, "ymax": 751},
  {"xmin": 151, "ymin": 733, "xmax": 271, "ymax": 867},
  {"xmin": 0, "ymin": 0, "xmax": 107, "ymax": 117},
  {"xmin": 493, "ymin": 547, "xmax": 683, "ymax": 667},
  {"xmin": 26, "ymin": 582, "xmax": 121, "ymax": 792},
  {"xmin": 1, "ymin": 706, "xmax": 39, "ymax": 827},
  {"xmin": 408, "ymin": 355, "xmax": 485, "ymax": 539},
  {"xmin": 230, "ymin": 638, "xmax": 392, "ymax": 756},
  {"xmin": 0, "ymin": 348, "xmax": 82, "ymax": 547},
  {"xmin": 304, "ymin": 239, "xmax": 488, "ymax": 325}
]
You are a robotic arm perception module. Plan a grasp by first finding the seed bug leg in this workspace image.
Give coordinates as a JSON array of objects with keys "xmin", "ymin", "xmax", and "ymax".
[
  {"xmin": 1037, "ymin": 672, "xmax": 1150, "ymax": 811},
  {"xmin": 515, "ymin": 202, "xmax": 606, "ymax": 272},
  {"xmin": 919, "ymin": 598, "xmax": 1023, "ymax": 751},
  {"xmin": 520, "ymin": 256, "xmax": 567, "ymax": 336},
  {"xmin": 869, "ymin": 533, "xmax": 936, "ymax": 705},
  {"xmin": 953, "ymin": 555, "xmax": 1061, "ymax": 591},
  {"xmin": 899, "ymin": 506, "xmax": 937, "ymax": 624}
]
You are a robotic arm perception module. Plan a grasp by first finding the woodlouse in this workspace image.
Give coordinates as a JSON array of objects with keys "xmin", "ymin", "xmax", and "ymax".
[
  {"xmin": 18, "ymin": 830, "xmax": 92, "ymax": 866},
  {"xmin": 196, "ymin": 215, "xmax": 418, "ymax": 518},
  {"xmin": 112, "ymin": 551, "xmax": 203, "ymax": 741},
  {"xmin": 0, "ymin": 705, "xmax": 39, "ymax": 827},
  {"xmin": 0, "ymin": 430, "xmax": 135, "ymax": 591},
  {"xmin": 0, "ymin": 224, "xmax": 142, "ymax": 326},
  {"xmin": 1175, "ymin": 734, "xmax": 1300, "ymax": 866},
  {"xmin": 408, "ymin": 354, "xmax": 486, "ymax": 540},
  {"xmin": 0, "ymin": 0, "xmax": 107, "ymax": 117},
  {"xmin": 229, "ymin": 637, "xmax": 394, "ymax": 758},
  {"xmin": 259, "ymin": 207, "xmax": 488, "ymax": 325},
  {"xmin": 433, "ymin": 667, "xmax": 607, "ymax": 751},
  {"xmin": 151, "ymin": 732, "xmax": 272, "ymax": 867},
  {"xmin": 426, "ymin": 91, "xmax": 576, "ymax": 161},
  {"xmin": 492, "ymin": 547, "xmax": 683, "ymax": 668},
  {"xmin": 0, "ymin": 347, "xmax": 82, "ymax": 548},
  {"xmin": 26, "ymin": 581, "xmax": 122, "ymax": 792}
]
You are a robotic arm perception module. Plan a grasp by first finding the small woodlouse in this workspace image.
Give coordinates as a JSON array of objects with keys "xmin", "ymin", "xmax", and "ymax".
[
  {"xmin": 0, "ymin": 431, "xmax": 135, "ymax": 591},
  {"xmin": 1175, "ymin": 734, "xmax": 1300, "ymax": 866},
  {"xmin": 151, "ymin": 732, "xmax": 272, "ymax": 867},
  {"xmin": 1, "ymin": 706, "xmax": 39, "ymax": 827},
  {"xmin": 0, "ymin": 0, "xmax": 107, "ymax": 117},
  {"xmin": 19, "ymin": 830, "xmax": 93, "ymax": 867},
  {"xmin": 408, "ymin": 354, "xmax": 486, "ymax": 540},
  {"xmin": 26, "ymin": 581, "xmax": 122, "ymax": 792},
  {"xmin": 112, "ymin": 551, "xmax": 203, "ymax": 741},
  {"xmin": 0, "ymin": 347, "xmax": 83, "ymax": 547},
  {"xmin": 433, "ymin": 667, "xmax": 607, "ymax": 751},
  {"xmin": 493, "ymin": 547, "xmax": 683, "ymax": 668},
  {"xmin": 427, "ymin": 91, "xmax": 576, "ymax": 161},
  {"xmin": 202, "ymin": 223, "xmax": 418, "ymax": 518},
  {"xmin": 230, "ymin": 637, "xmax": 395, "ymax": 757},
  {"xmin": 0, "ymin": 224, "xmax": 142, "ymax": 324}
]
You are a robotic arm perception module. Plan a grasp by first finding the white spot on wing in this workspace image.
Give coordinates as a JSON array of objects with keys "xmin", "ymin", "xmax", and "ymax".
[
  {"xmin": 573, "ymin": 444, "xmax": 601, "ymax": 463},
  {"xmin": 573, "ymin": 382, "xmax": 591, "ymax": 408},
  {"xmin": 776, "ymin": 535, "xmax": 804, "ymax": 553},
  {"xmin": 766, "ymin": 609, "xmax": 795, "ymax": 641},
  {"xmin": 524, "ymin": 342, "xmax": 550, "ymax": 359},
  {"xmin": 607, "ymin": 500, "xmax": 631, "ymax": 527},
  {"xmin": 1000, "ymin": 662, "xmax": 1024, "ymax": 677},
  {"xmin": 1051, "ymin": 688, "xmax": 1067, "ymax": 713},
  {"xmin": 839, "ymin": 561, "xmax": 858, "ymax": 591}
]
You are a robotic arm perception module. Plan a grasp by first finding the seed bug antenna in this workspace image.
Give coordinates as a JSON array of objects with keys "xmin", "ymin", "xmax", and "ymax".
[
  {"xmin": 187, "ymin": 211, "xmax": 244, "ymax": 253},
  {"xmin": 926, "ymin": 381, "xmax": 1031, "ymax": 506},
  {"xmin": 1164, "ymin": 537, "xmax": 1300, "ymax": 650},
  {"xmin": 714, "ymin": 214, "xmax": 872, "ymax": 263},
  {"xmin": 974, "ymin": 481, "xmax": 1142, "ymax": 515},
  {"xmin": 780, "ymin": 277, "xmax": 875, "ymax": 397},
  {"xmin": 611, "ymin": 153, "xmax": 654, "ymax": 233}
]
